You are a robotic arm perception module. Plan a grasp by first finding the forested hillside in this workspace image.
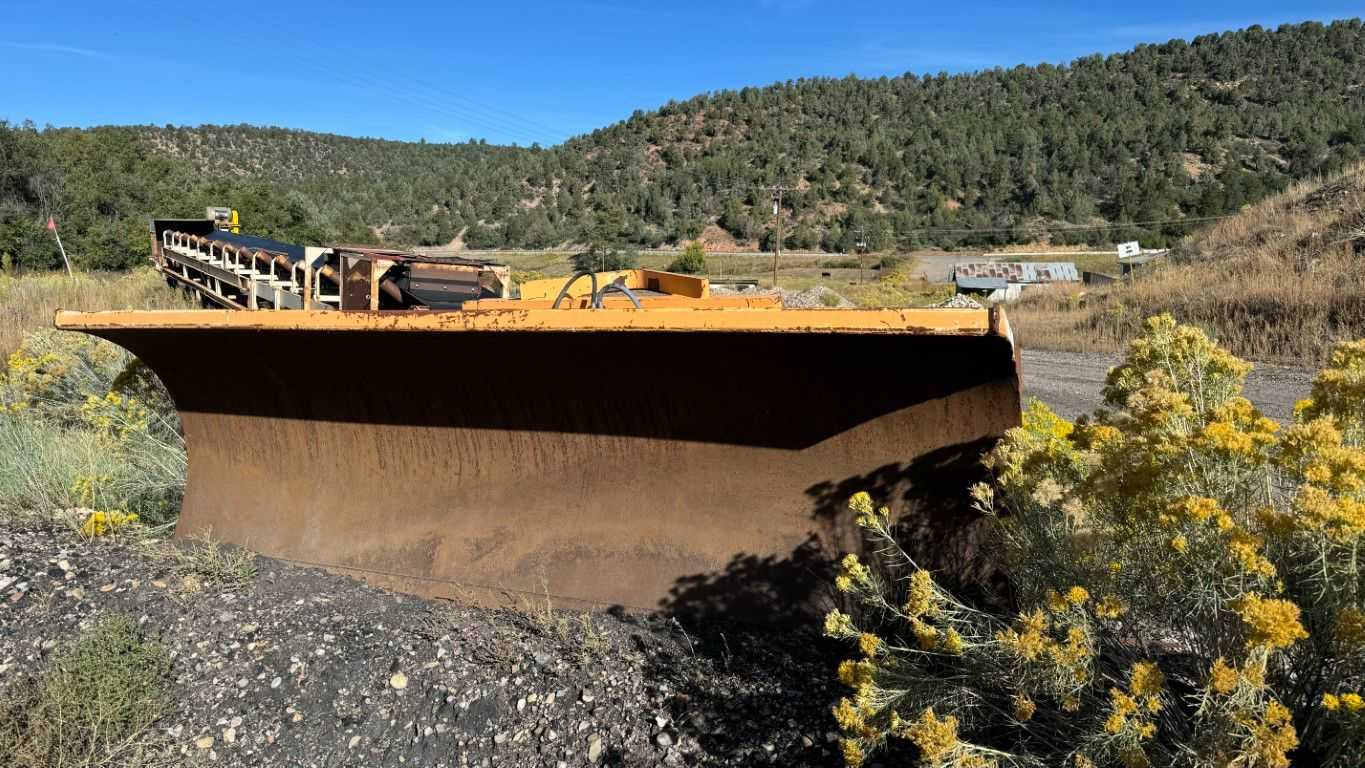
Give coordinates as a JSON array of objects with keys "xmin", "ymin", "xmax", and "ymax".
[{"xmin": 5, "ymin": 20, "xmax": 1365, "ymax": 270}]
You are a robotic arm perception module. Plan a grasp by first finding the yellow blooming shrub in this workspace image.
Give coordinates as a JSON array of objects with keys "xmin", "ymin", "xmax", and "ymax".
[
  {"xmin": 1, "ymin": 329, "xmax": 184, "ymax": 522},
  {"xmin": 78, "ymin": 509, "xmax": 140, "ymax": 538},
  {"xmin": 826, "ymin": 315, "xmax": 1365, "ymax": 767}
]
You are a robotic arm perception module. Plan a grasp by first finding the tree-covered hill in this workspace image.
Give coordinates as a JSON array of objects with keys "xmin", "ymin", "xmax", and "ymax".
[{"xmin": 5, "ymin": 19, "xmax": 1365, "ymax": 270}]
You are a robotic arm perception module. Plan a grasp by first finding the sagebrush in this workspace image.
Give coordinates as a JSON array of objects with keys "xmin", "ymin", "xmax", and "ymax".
[
  {"xmin": 0, "ymin": 614, "xmax": 172, "ymax": 767},
  {"xmin": 827, "ymin": 315, "xmax": 1365, "ymax": 766}
]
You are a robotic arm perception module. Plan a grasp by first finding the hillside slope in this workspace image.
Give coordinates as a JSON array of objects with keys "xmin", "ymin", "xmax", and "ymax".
[
  {"xmin": 6, "ymin": 20, "xmax": 1365, "ymax": 270},
  {"xmin": 1012, "ymin": 162, "xmax": 1365, "ymax": 363}
]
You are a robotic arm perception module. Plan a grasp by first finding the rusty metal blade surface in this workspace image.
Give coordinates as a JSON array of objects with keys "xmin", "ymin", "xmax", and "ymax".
[{"xmin": 57, "ymin": 308, "xmax": 1021, "ymax": 625}]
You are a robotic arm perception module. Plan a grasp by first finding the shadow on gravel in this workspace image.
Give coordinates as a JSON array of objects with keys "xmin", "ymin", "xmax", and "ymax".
[{"xmin": 640, "ymin": 619, "xmax": 843, "ymax": 767}]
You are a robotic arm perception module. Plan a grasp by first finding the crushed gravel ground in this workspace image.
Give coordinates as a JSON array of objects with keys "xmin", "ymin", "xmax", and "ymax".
[
  {"xmin": 930, "ymin": 294, "xmax": 983, "ymax": 309},
  {"xmin": 0, "ymin": 519, "xmax": 843, "ymax": 767},
  {"xmin": 775, "ymin": 287, "xmax": 853, "ymax": 308},
  {"xmin": 1021, "ymin": 349, "xmax": 1313, "ymax": 424}
]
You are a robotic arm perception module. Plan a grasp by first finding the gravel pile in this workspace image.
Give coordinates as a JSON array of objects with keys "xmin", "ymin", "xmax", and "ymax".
[
  {"xmin": 774, "ymin": 286, "xmax": 853, "ymax": 308},
  {"xmin": 0, "ymin": 518, "xmax": 842, "ymax": 767},
  {"xmin": 932, "ymin": 294, "xmax": 984, "ymax": 309}
]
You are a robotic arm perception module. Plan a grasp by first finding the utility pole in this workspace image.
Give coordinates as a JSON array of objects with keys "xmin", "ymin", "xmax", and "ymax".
[
  {"xmin": 855, "ymin": 227, "xmax": 868, "ymax": 283},
  {"xmin": 770, "ymin": 185, "xmax": 786, "ymax": 288}
]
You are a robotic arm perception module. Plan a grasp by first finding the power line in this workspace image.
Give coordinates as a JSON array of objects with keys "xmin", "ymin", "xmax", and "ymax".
[{"xmin": 890, "ymin": 214, "xmax": 1240, "ymax": 236}]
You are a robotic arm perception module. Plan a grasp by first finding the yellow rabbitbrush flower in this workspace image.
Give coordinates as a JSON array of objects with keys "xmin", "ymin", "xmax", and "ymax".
[
  {"xmin": 1244, "ymin": 700, "xmax": 1298, "ymax": 768},
  {"xmin": 1209, "ymin": 657, "xmax": 1239, "ymax": 695},
  {"xmin": 835, "ymin": 553, "xmax": 873, "ymax": 593},
  {"xmin": 902, "ymin": 569, "xmax": 940, "ymax": 619},
  {"xmin": 904, "ymin": 708, "xmax": 959, "ymax": 763},
  {"xmin": 1013, "ymin": 693, "xmax": 1036, "ymax": 722},
  {"xmin": 1195, "ymin": 397, "xmax": 1279, "ymax": 459},
  {"xmin": 1299, "ymin": 339, "xmax": 1365, "ymax": 435},
  {"xmin": 79, "ymin": 509, "xmax": 139, "ymax": 538},
  {"xmin": 824, "ymin": 609, "xmax": 856, "ymax": 639},
  {"xmin": 837, "ymin": 659, "xmax": 876, "ymax": 690},
  {"xmin": 1236, "ymin": 594, "xmax": 1309, "ymax": 651},
  {"xmin": 1130, "ymin": 661, "xmax": 1164, "ymax": 699},
  {"xmin": 857, "ymin": 632, "xmax": 881, "ymax": 658},
  {"xmin": 824, "ymin": 322, "xmax": 1365, "ymax": 768},
  {"xmin": 1094, "ymin": 596, "xmax": 1126, "ymax": 620},
  {"xmin": 848, "ymin": 491, "xmax": 889, "ymax": 529}
]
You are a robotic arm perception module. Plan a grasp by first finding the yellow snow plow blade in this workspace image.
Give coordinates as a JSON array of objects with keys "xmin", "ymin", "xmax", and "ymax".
[{"xmin": 55, "ymin": 306, "xmax": 1021, "ymax": 625}]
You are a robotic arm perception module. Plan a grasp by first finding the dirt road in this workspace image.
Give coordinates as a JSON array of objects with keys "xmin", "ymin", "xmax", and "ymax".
[{"xmin": 1020, "ymin": 349, "xmax": 1314, "ymax": 424}]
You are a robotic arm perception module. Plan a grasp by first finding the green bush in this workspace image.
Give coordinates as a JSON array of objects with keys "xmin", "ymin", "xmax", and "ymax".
[
  {"xmin": 668, "ymin": 242, "xmax": 708, "ymax": 274},
  {"xmin": 571, "ymin": 243, "xmax": 639, "ymax": 273},
  {"xmin": 820, "ymin": 258, "xmax": 862, "ymax": 269},
  {"xmin": 0, "ymin": 615, "xmax": 172, "ymax": 767},
  {"xmin": 825, "ymin": 315, "xmax": 1365, "ymax": 767}
]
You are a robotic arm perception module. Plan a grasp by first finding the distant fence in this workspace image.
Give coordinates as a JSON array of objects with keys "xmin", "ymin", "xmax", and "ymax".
[{"xmin": 412, "ymin": 247, "xmax": 836, "ymax": 259}]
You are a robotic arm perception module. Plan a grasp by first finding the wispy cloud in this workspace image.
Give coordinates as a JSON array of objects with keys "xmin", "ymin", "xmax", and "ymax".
[{"xmin": 0, "ymin": 41, "xmax": 104, "ymax": 58}]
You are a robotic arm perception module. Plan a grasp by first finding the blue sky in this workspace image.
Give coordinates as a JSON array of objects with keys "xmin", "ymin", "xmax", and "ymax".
[{"xmin": 2, "ymin": 1, "xmax": 1361, "ymax": 146}]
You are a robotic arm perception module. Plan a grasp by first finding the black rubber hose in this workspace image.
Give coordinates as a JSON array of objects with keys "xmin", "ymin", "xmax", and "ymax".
[
  {"xmin": 593, "ymin": 282, "xmax": 642, "ymax": 309},
  {"xmin": 552, "ymin": 271, "xmax": 599, "ymax": 309}
]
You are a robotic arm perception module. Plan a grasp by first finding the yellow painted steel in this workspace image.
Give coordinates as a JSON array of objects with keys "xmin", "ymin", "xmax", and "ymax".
[
  {"xmin": 465, "ymin": 295, "xmax": 780, "ymax": 310},
  {"xmin": 55, "ymin": 307, "xmax": 994, "ymax": 335},
  {"xmin": 515, "ymin": 269, "xmax": 710, "ymax": 302}
]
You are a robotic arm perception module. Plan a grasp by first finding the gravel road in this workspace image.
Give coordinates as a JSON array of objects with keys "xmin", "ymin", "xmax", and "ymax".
[{"xmin": 1021, "ymin": 349, "xmax": 1315, "ymax": 424}]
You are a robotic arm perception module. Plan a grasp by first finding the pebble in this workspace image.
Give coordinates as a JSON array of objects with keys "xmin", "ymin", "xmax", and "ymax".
[
  {"xmin": 390, "ymin": 672, "xmax": 408, "ymax": 690},
  {"xmin": 195, "ymin": 736, "xmax": 215, "ymax": 749},
  {"xmin": 587, "ymin": 734, "xmax": 604, "ymax": 762}
]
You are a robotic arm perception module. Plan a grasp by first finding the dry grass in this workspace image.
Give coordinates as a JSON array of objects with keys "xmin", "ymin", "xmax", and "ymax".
[
  {"xmin": 0, "ymin": 269, "xmax": 193, "ymax": 357},
  {"xmin": 137, "ymin": 530, "xmax": 258, "ymax": 592},
  {"xmin": 1011, "ymin": 165, "xmax": 1365, "ymax": 364}
]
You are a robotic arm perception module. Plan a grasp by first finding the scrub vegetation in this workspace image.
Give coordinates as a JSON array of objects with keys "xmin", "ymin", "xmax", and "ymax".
[
  {"xmin": 0, "ymin": 327, "xmax": 184, "ymax": 524},
  {"xmin": 1010, "ymin": 162, "xmax": 1365, "ymax": 365},
  {"xmin": 826, "ymin": 316, "xmax": 1365, "ymax": 766}
]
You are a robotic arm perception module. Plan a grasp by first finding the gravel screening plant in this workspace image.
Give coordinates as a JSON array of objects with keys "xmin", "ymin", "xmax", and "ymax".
[{"xmin": 825, "ymin": 315, "xmax": 1365, "ymax": 767}]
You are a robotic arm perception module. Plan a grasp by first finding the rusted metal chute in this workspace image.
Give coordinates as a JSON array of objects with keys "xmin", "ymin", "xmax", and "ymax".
[{"xmin": 55, "ymin": 305, "xmax": 1020, "ymax": 624}]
